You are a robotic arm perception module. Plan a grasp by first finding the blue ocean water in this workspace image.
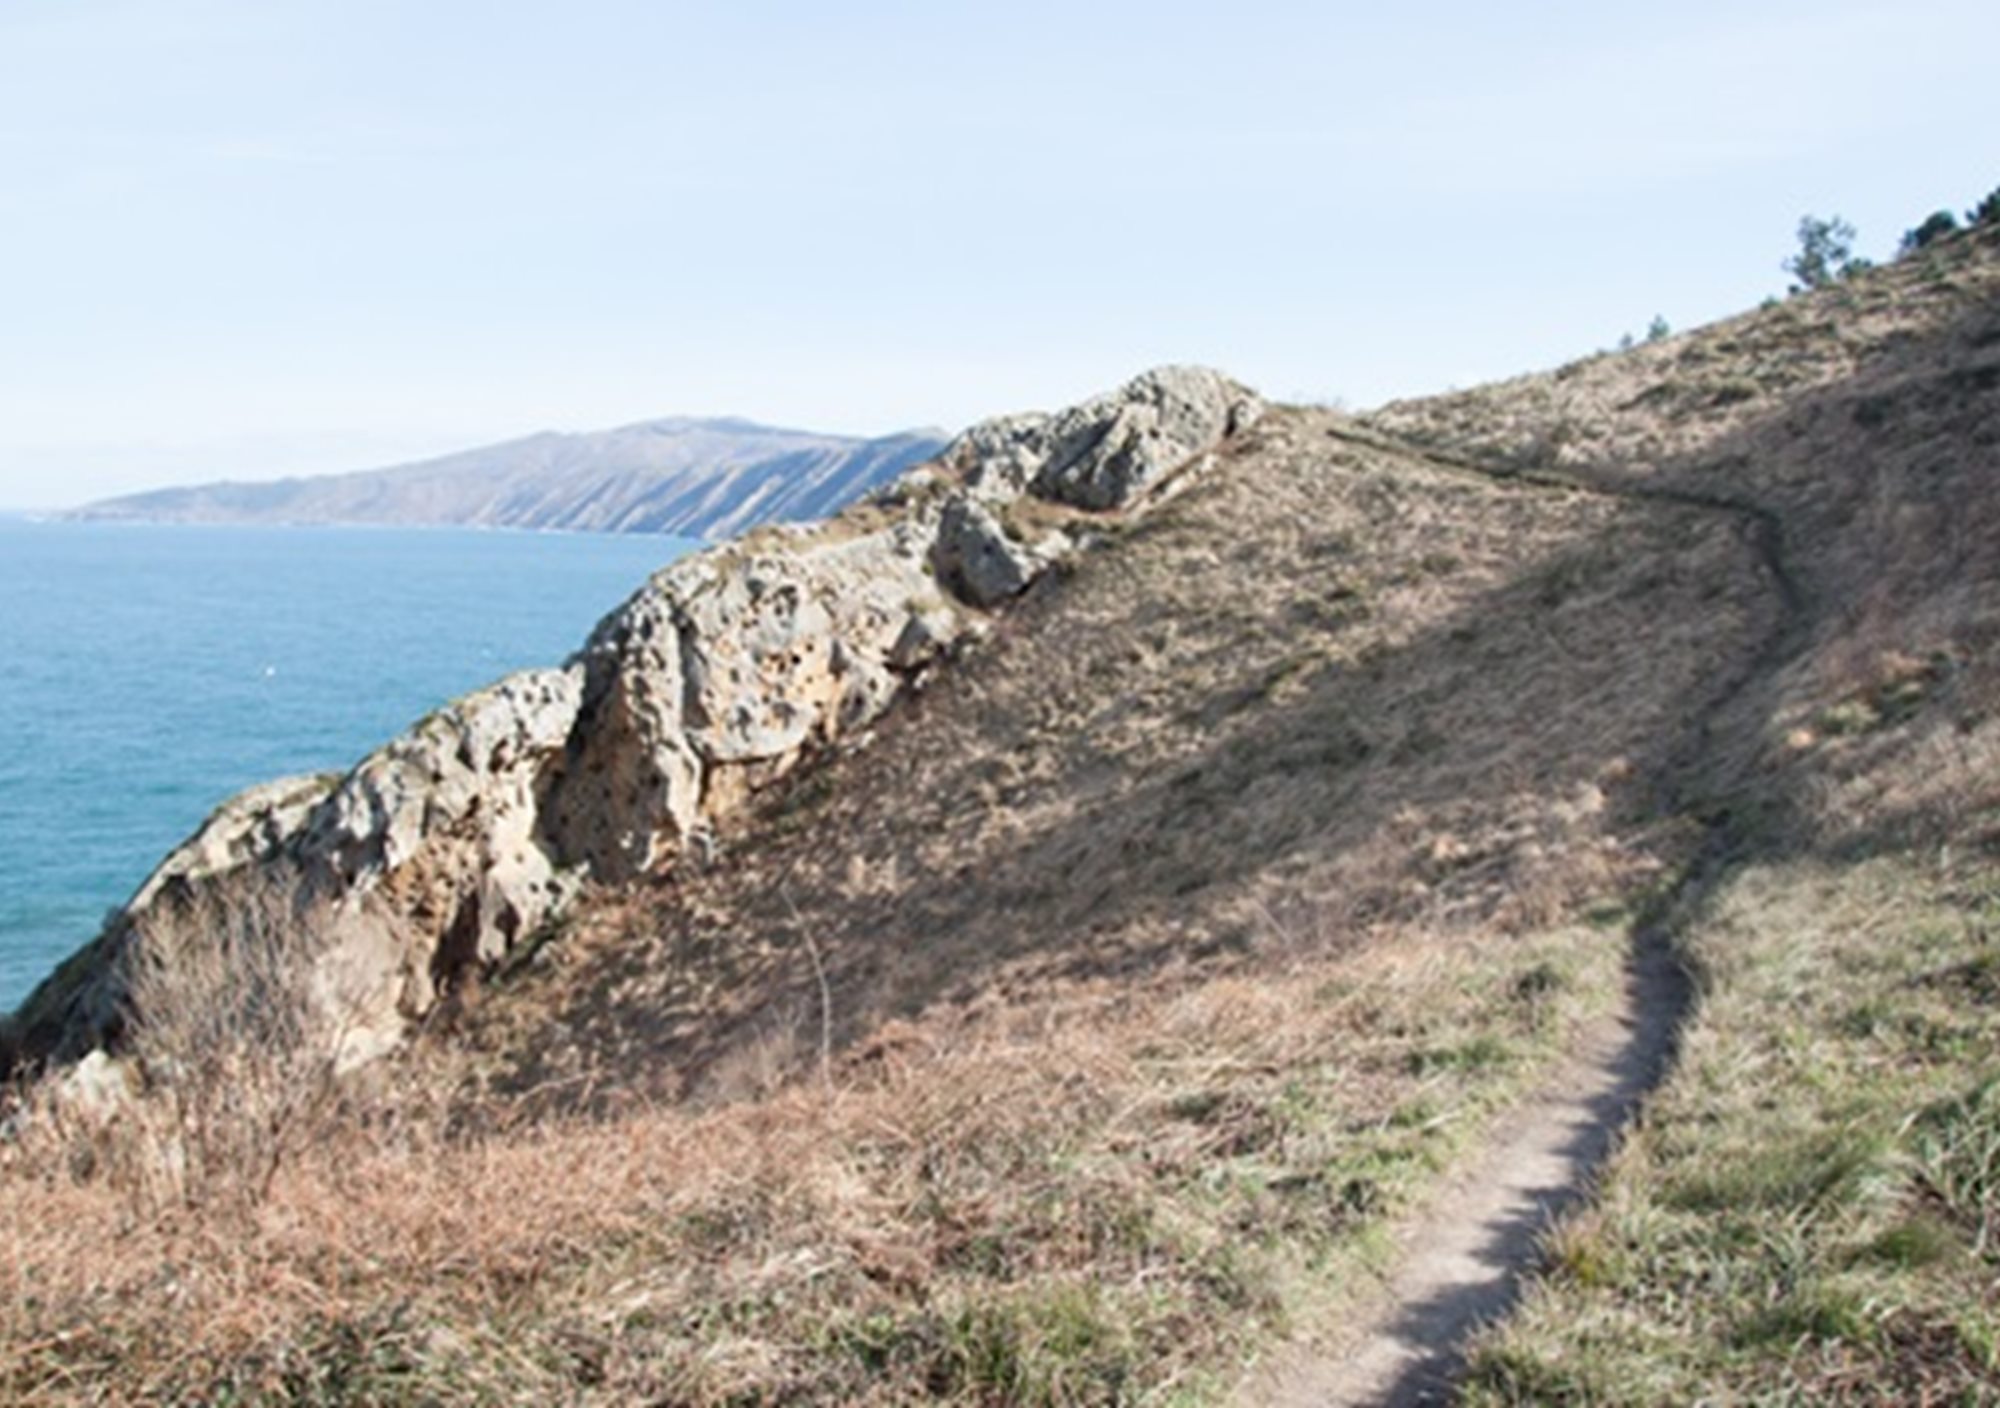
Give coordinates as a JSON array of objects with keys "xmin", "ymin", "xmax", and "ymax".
[{"xmin": 0, "ymin": 518, "xmax": 694, "ymax": 1011}]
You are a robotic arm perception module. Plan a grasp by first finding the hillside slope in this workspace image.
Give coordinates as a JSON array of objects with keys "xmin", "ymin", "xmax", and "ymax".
[
  {"xmin": 1364, "ymin": 229, "xmax": 2000, "ymax": 1403},
  {"xmin": 3, "ymin": 230, "xmax": 1996, "ymax": 1404},
  {"xmin": 70, "ymin": 418, "xmax": 948, "ymax": 539}
]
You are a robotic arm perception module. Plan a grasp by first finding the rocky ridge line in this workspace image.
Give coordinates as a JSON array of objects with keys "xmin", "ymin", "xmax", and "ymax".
[{"xmin": 4, "ymin": 368, "xmax": 1263, "ymax": 1075}]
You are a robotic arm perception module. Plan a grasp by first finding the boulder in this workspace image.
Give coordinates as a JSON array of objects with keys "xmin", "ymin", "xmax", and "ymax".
[
  {"xmin": 932, "ymin": 498, "xmax": 1068, "ymax": 607},
  {"xmin": 1034, "ymin": 366, "xmax": 1262, "ymax": 509},
  {"xmin": 888, "ymin": 600, "xmax": 962, "ymax": 672},
  {"xmin": 55, "ymin": 1048, "xmax": 137, "ymax": 1122},
  {"xmin": 549, "ymin": 515, "xmax": 943, "ymax": 879},
  {"xmin": 932, "ymin": 366, "xmax": 1261, "ymax": 512}
]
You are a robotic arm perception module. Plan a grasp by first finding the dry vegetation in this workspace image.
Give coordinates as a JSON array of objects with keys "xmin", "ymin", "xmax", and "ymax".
[
  {"xmin": 1374, "ymin": 223, "xmax": 2000, "ymax": 1401},
  {"xmin": 1366, "ymin": 224, "xmax": 2000, "ymax": 849},
  {"xmin": 4, "ymin": 913, "xmax": 1624, "ymax": 1403},
  {"xmin": 460, "ymin": 412, "xmax": 1755, "ymax": 1114},
  {"xmin": 4, "ymin": 226, "xmax": 1999, "ymax": 1403}
]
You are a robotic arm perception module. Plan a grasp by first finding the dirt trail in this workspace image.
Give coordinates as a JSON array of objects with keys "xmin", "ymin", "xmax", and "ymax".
[
  {"xmin": 1237, "ymin": 426, "xmax": 1808, "ymax": 1406},
  {"xmin": 1246, "ymin": 912, "xmax": 1690, "ymax": 1406}
]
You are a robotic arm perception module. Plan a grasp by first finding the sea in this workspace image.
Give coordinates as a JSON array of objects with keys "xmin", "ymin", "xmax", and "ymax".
[{"xmin": 0, "ymin": 517, "xmax": 695, "ymax": 1011}]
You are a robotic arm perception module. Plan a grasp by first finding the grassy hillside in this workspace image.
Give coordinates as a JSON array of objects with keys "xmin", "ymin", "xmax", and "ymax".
[
  {"xmin": 1374, "ymin": 224, "xmax": 2000, "ymax": 1402},
  {"xmin": 1464, "ymin": 851, "xmax": 2000, "ymax": 1402},
  {"xmin": 4, "ymin": 227, "xmax": 1996, "ymax": 1404}
]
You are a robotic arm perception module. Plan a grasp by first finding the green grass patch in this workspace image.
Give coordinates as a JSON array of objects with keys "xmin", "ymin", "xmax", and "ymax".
[{"xmin": 1461, "ymin": 853, "xmax": 2000, "ymax": 1404}]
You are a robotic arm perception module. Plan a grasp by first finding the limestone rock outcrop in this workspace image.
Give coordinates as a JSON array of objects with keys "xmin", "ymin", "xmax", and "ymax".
[
  {"xmin": 302, "ymin": 666, "xmax": 586, "ymax": 1010},
  {"xmin": 549, "ymin": 513, "xmax": 949, "ymax": 880},
  {"xmin": 3, "ymin": 367, "xmax": 1263, "ymax": 1075},
  {"xmin": 931, "ymin": 499, "xmax": 1069, "ymax": 608},
  {"xmin": 939, "ymin": 365, "xmax": 1259, "ymax": 509}
]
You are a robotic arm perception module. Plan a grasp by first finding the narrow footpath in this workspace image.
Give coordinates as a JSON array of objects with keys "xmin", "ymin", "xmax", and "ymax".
[{"xmin": 1242, "ymin": 424, "xmax": 1809, "ymax": 1406}]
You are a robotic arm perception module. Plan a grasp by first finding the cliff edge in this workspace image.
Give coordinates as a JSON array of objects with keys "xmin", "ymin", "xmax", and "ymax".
[{"xmin": 2, "ymin": 367, "xmax": 1263, "ymax": 1075}]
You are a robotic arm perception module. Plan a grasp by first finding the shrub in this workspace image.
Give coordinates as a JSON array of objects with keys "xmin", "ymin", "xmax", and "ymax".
[
  {"xmin": 1970, "ymin": 186, "xmax": 2000, "ymax": 228},
  {"xmin": 120, "ymin": 885, "xmax": 355, "ymax": 1209},
  {"xmin": 1785, "ymin": 214, "xmax": 1860, "ymax": 293},
  {"xmin": 19, "ymin": 883, "xmax": 370, "ymax": 1215},
  {"xmin": 1900, "ymin": 210, "xmax": 1960, "ymax": 255}
]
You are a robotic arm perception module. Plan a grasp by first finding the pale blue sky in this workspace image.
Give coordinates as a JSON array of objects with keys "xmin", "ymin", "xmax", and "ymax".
[{"xmin": 1, "ymin": 0, "xmax": 1994, "ymax": 508}]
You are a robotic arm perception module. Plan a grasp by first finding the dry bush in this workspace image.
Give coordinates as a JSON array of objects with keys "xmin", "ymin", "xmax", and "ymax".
[{"xmin": 7, "ymin": 882, "xmax": 375, "ymax": 1218}]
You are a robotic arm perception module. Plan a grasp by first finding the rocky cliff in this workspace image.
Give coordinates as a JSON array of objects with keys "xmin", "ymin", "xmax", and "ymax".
[
  {"xmin": 69, "ymin": 419, "xmax": 949, "ymax": 540},
  {"xmin": 4, "ymin": 368, "xmax": 1262, "ymax": 1074}
]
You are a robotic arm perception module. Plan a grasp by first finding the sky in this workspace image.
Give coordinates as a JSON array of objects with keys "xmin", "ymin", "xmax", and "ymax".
[{"xmin": 1, "ymin": 0, "xmax": 1994, "ymax": 510}]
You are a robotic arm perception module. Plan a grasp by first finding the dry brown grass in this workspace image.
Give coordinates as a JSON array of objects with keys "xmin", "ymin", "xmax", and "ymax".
[
  {"xmin": 3, "ymin": 908, "xmax": 1622, "ymax": 1403},
  {"xmin": 8, "ymin": 218, "xmax": 1997, "ymax": 1405},
  {"xmin": 1359, "ymin": 226, "xmax": 2000, "ymax": 1405},
  {"xmin": 459, "ymin": 407, "xmax": 1752, "ymax": 1117},
  {"xmin": 1365, "ymin": 223, "xmax": 2000, "ymax": 857}
]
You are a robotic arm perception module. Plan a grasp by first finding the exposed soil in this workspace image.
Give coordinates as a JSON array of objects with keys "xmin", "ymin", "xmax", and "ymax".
[{"xmin": 1245, "ymin": 910, "xmax": 1689, "ymax": 1406}]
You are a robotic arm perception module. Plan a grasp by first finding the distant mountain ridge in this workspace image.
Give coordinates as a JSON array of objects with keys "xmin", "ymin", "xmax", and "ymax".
[{"xmin": 70, "ymin": 417, "xmax": 952, "ymax": 539}]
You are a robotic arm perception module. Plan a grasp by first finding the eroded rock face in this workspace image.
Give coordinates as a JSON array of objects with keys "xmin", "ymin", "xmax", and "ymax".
[
  {"xmin": 932, "ymin": 499, "xmax": 1070, "ymax": 607},
  {"xmin": 3, "ymin": 671, "xmax": 586, "ymax": 1069},
  {"xmin": 3, "ymin": 367, "xmax": 1262, "ymax": 1074},
  {"xmin": 938, "ymin": 365, "xmax": 1262, "ymax": 510},
  {"xmin": 549, "ymin": 512, "xmax": 948, "ymax": 881},
  {"xmin": 547, "ymin": 584, "xmax": 707, "ymax": 882},
  {"xmin": 303, "ymin": 666, "xmax": 585, "ymax": 1013},
  {"xmin": 126, "ymin": 773, "xmax": 341, "ymax": 916}
]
